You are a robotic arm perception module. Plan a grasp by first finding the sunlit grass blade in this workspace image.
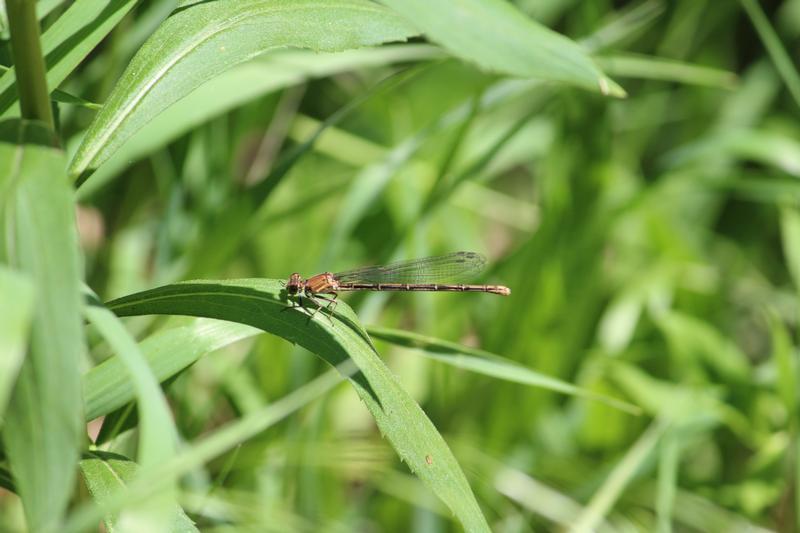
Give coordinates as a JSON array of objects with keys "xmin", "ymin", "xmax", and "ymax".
[
  {"xmin": 664, "ymin": 128, "xmax": 800, "ymax": 177},
  {"xmin": 0, "ymin": 267, "xmax": 34, "ymax": 416},
  {"xmin": 596, "ymin": 53, "xmax": 737, "ymax": 88},
  {"xmin": 781, "ymin": 206, "xmax": 800, "ymax": 294},
  {"xmin": 0, "ymin": 0, "xmax": 139, "ymax": 117},
  {"xmin": 68, "ymin": 0, "xmax": 419, "ymax": 179},
  {"xmin": 0, "ymin": 120, "xmax": 85, "ymax": 531},
  {"xmin": 740, "ymin": 0, "xmax": 800, "ymax": 109},
  {"xmin": 104, "ymin": 279, "xmax": 491, "ymax": 532},
  {"xmin": 494, "ymin": 466, "xmax": 596, "ymax": 529},
  {"xmin": 610, "ymin": 362, "xmax": 752, "ymax": 443},
  {"xmin": 378, "ymin": 0, "xmax": 624, "ymax": 96},
  {"xmin": 656, "ymin": 311, "xmax": 750, "ymax": 383},
  {"xmin": 67, "ymin": 365, "xmax": 348, "ymax": 533},
  {"xmin": 83, "ymin": 296, "xmax": 176, "ymax": 454},
  {"xmin": 573, "ymin": 419, "xmax": 670, "ymax": 533},
  {"xmin": 768, "ymin": 311, "xmax": 797, "ymax": 421},
  {"xmin": 579, "ymin": 0, "xmax": 665, "ymax": 52},
  {"xmin": 657, "ymin": 431, "xmax": 679, "ymax": 533},
  {"xmin": 79, "ymin": 451, "xmax": 198, "ymax": 532},
  {"xmin": 367, "ymin": 326, "xmax": 641, "ymax": 414},
  {"xmin": 75, "ymin": 45, "xmax": 441, "ymax": 198},
  {"xmin": 0, "ymin": 64, "xmax": 103, "ymax": 111},
  {"xmin": 84, "ymin": 319, "xmax": 261, "ymax": 421},
  {"xmin": 177, "ymin": 65, "xmax": 425, "ymax": 279},
  {"xmin": 84, "ymin": 290, "xmax": 186, "ymax": 528}
]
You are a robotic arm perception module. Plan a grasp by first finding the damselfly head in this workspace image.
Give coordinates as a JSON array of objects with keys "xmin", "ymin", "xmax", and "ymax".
[{"xmin": 286, "ymin": 273, "xmax": 303, "ymax": 296}]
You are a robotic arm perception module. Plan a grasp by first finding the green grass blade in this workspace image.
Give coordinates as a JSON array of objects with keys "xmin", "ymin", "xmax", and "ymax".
[
  {"xmin": 181, "ymin": 65, "xmax": 426, "ymax": 279},
  {"xmin": 378, "ymin": 0, "xmax": 624, "ymax": 96},
  {"xmin": 657, "ymin": 431, "xmax": 679, "ymax": 533},
  {"xmin": 768, "ymin": 312, "xmax": 798, "ymax": 529},
  {"xmin": 573, "ymin": 419, "xmax": 669, "ymax": 533},
  {"xmin": 0, "ymin": 467, "xmax": 14, "ymax": 492},
  {"xmin": 6, "ymin": 0, "xmax": 54, "ymax": 127},
  {"xmin": 84, "ymin": 319, "xmax": 261, "ymax": 421},
  {"xmin": 79, "ymin": 451, "xmax": 198, "ymax": 532},
  {"xmin": 68, "ymin": 0, "xmax": 419, "ymax": 179},
  {"xmin": 367, "ymin": 326, "xmax": 641, "ymax": 414},
  {"xmin": 83, "ymin": 296, "xmax": 177, "ymax": 468},
  {"xmin": 105, "ymin": 279, "xmax": 491, "ymax": 532},
  {"xmin": 596, "ymin": 53, "xmax": 737, "ymax": 88},
  {"xmin": 781, "ymin": 206, "xmax": 800, "ymax": 294},
  {"xmin": 67, "ymin": 366, "xmax": 347, "ymax": 533},
  {"xmin": 656, "ymin": 311, "xmax": 750, "ymax": 383},
  {"xmin": 0, "ymin": 119, "xmax": 85, "ymax": 531},
  {"xmin": 0, "ymin": 266, "xmax": 34, "ymax": 417},
  {"xmin": 0, "ymin": 62, "xmax": 102, "ymax": 111},
  {"xmin": 740, "ymin": 0, "xmax": 800, "ymax": 109},
  {"xmin": 36, "ymin": 0, "xmax": 68, "ymax": 21},
  {"xmin": 75, "ymin": 45, "xmax": 440, "ymax": 198},
  {"xmin": 665, "ymin": 128, "xmax": 800, "ymax": 176},
  {"xmin": 579, "ymin": 0, "xmax": 665, "ymax": 52},
  {"xmin": 0, "ymin": 0, "xmax": 139, "ymax": 117},
  {"xmin": 610, "ymin": 362, "xmax": 752, "ymax": 442}
]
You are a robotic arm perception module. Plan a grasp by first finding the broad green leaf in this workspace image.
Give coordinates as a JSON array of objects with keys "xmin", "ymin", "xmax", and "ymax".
[
  {"xmin": 104, "ymin": 279, "xmax": 490, "ymax": 532},
  {"xmin": 367, "ymin": 326, "xmax": 641, "ymax": 414},
  {"xmin": 84, "ymin": 319, "xmax": 261, "ymax": 420},
  {"xmin": 75, "ymin": 45, "xmax": 441, "ymax": 198},
  {"xmin": 0, "ymin": 120, "xmax": 85, "ymax": 531},
  {"xmin": 0, "ymin": 0, "xmax": 139, "ymax": 117},
  {"xmin": 0, "ymin": 267, "xmax": 34, "ymax": 417},
  {"xmin": 377, "ymin": 0, "xmax": 624, "ymax": 96},
  {"xmin": 68, "ymin": 0, "xmax": 419, "ymax": 179},
  {"xmin": 80, "ymin": 451, "xmax": 198, "ymax": 533}
]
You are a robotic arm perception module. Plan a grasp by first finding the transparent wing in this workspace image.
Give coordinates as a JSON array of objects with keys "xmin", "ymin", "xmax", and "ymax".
[{"xmin": 333, "ymin": 251, "xmax": 487, "ymax": 284}]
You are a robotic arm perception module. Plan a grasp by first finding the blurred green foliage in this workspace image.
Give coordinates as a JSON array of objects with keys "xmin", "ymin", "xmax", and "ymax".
[{"xmin": 2, "ymin": 0, "xmax": 800, "ymax": 531}]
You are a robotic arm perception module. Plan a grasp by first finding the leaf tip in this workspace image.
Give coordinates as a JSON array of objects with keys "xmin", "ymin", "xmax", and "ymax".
[{"xmin": 599, "ymin": 76, "xmax": 627, "ymax": 98}]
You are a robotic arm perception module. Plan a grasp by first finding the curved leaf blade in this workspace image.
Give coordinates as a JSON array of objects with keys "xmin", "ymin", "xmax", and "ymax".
[
  {"xmin": 84, "ymin": 319, "xmax": 261, "ymax": 421},
  {"xmin": 106, "ymin": 279, "xmax": 490, "ymax": 532},
  {"xmin": 0, "ymin": 266, "xmax": 34, "ymax": 417},
  {"xmin": 76, "ymin": 45, "xmax": 440, "ymax": 198},
  {"xmin": 83, "ymin": 296, "xmax": 179, "ymax": 527},
  {"xmin": 68, "ymin": 366, "xmax": 346, "ymax": 533},
  {"xmin": 0, "ymin": 0, "xmax": 139, "ymax": 117},
  {"xmin": 80, "ymin": 451, "xmax": 198, "ymax": 533},
  {"xmin": 378, "ymin": 0, "xmax": 624, "ymax": 96},
  {"xmin": 367, "ymin": 326, "xmax": 641, "ymax": 415},
  {"xmin": 68, "ymin": 0, "xmax": 419, "ymax": 179},
  {"xmin": 0, "ymin": 120, "xmax": 85, "ymax": 531}
]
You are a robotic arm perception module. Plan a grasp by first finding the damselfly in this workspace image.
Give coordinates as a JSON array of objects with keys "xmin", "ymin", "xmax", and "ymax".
[{"xmin": 285, "ymin": 251, "xmax": 510, "ymax": 320}]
